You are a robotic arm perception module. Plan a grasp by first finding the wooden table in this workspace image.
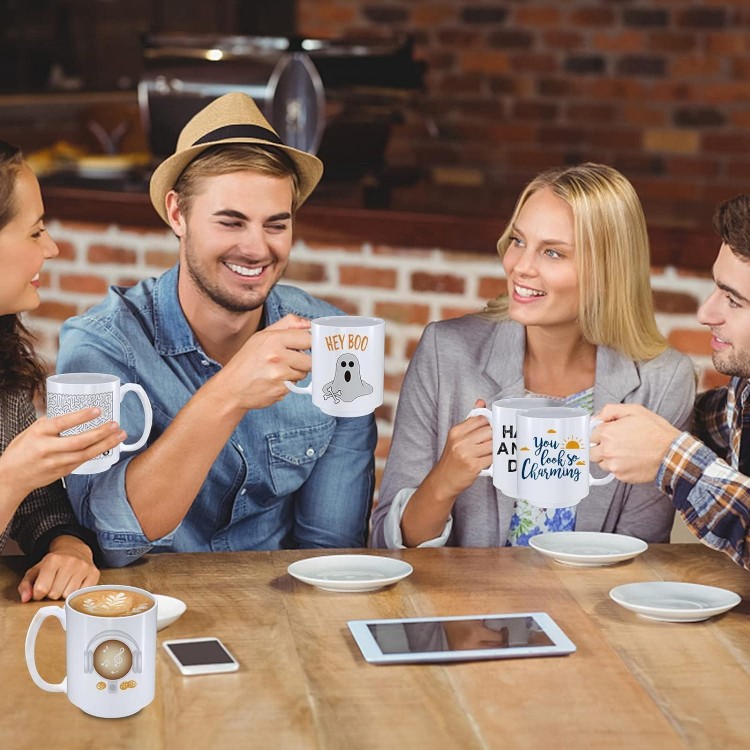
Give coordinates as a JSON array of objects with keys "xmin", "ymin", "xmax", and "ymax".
[{"xmin": 2, "ymin": 545, "xmax": 748, "ymax": 749}]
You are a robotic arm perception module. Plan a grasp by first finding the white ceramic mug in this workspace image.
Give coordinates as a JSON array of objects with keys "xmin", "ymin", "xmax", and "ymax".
[
  {"xmin": 47, "ymin": 373, "xmax": 153, "ymax": 474},
  {"xmin": 25, "ymin": 585, "xmax": 157, "ymax": 718},
  {"xmin": 285, "ymin": 316, "xmax": 385, "ymax": 417},
  {"xmin": 467, "ymin": 397, "xmax": 559, "ymax": 497},
  {"xmin": 515, "ymin": 407, "xmax": 615, "ymax": 508}
]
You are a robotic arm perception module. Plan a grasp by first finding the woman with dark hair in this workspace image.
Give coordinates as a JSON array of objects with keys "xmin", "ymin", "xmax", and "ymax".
[{"xmin": 0, "ymin": 140, "xmax": 125, "ymax": 601}]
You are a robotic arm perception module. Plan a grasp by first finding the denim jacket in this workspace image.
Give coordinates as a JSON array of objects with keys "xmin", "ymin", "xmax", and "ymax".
[{"xmin": 57, "ymin": 265, "xmax": 376, "ymax": 567}]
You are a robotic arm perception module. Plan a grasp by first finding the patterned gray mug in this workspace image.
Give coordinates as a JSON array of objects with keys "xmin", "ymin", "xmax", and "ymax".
[{"xmin": 47, "ymin": 373, "xmax": 152, "ymax": 474}]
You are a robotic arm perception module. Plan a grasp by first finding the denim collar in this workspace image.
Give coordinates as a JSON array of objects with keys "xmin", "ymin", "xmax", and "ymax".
[{"xmin": 152, "ymin": 264, "xmax": 288, "ymax": 357}]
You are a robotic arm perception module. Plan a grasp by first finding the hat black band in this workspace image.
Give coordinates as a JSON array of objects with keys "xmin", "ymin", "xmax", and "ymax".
[{"xmin": 192, "ymin": 124, "xmax": 283, "ymax": 147}]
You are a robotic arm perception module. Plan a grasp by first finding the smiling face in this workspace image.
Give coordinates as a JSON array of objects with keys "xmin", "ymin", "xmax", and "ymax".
[
  {"xmin": 502, "ymin": 187, "xmax": 580, "ymax": 332},
  {"xmin": 0, "ymin": 163, "xmax": 58, "ymax": 315},
  {"xmin": 167, "ymin": 169, "xmax": 294, "ymax": 315},
  {"xmin": 697, "ymin": 243, "xmax": 750, "ymax": 378}
]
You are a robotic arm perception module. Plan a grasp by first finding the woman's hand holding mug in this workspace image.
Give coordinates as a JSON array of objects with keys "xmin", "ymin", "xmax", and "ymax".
[{"xmin": 0, "ymin": 407, "xmax": 126, "ymax": 502}]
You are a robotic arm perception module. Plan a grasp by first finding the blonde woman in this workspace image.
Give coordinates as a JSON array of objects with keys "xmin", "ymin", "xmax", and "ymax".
[{"xmin": 371, "ymin": 163, "xmax": 695, "ymax": 549}]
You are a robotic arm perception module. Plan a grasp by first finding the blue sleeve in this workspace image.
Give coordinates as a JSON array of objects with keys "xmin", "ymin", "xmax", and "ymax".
[
  {"xmin": 57, "ymin": 316, "xmax": 172, "ymax": 567},
  {"xmin": 292, "ymin": 412, "xmax": 376, "ymax": 547}
]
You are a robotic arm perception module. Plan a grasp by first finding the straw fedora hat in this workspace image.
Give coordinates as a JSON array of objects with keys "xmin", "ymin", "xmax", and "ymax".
[{"xmin": 149, "ymin": 92, "xmax": 323, "ymax": 225}]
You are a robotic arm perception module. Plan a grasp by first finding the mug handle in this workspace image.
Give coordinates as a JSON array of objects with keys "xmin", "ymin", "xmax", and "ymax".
[
  {"xmin": 284, "ymin": 380, "xmax": 312, "ymax": 395},
  {"xmin": 589, "ymin": 418, "xmax": 615, "ymax": 486},
  {"xmin": 120, "ymin": 383, "xmax": 153, "ymax": 452},
  {"xmin": 25, "ymin": 606, "xmax": 67, "ymax": 693},
  {"xmin": 466, "ymin": 407, "xmax": 493, "ymax": 477}
]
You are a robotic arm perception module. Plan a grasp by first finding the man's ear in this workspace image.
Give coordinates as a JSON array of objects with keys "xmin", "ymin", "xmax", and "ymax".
[{"xmin": 165, "ymin": 191, "xmax": 186, "ymax": 237}]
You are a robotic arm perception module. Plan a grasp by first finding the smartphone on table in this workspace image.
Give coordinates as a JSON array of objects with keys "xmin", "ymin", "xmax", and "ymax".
[{"xmin": 162, "ymin": 637, "xmax": 239, "ymax": 675}]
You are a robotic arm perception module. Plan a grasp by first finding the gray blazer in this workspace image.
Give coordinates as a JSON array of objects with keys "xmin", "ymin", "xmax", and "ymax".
[{"xmin": 371, "ymin": 317, "xmax": 696, "ymax": 548}]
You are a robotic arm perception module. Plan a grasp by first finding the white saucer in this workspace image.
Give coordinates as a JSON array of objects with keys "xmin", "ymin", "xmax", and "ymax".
[
  {"xmin": 154, "ymin": 594, "xmax": 187, "ymax": 630},
  {"xmin": 609, "ymin": 582, "xmax": 741, "ymax": 622},
  {"xmin": 287, "ymin": 554, "xmax": 413, "ymax": 592},
  {"xmin": 529, "ymin": 531, "xmax": 648, "ymax": 566}
]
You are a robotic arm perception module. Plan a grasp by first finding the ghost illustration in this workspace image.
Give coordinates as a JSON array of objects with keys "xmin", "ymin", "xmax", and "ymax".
[{"xmin": 322, "ymin": 353, "xmax": 373, "ymax": 403}]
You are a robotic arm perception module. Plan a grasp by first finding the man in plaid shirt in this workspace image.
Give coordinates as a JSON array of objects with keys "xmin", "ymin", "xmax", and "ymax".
[{"xmin": 591, "ymin": 193, "xmax": 750, "ymax": 570}]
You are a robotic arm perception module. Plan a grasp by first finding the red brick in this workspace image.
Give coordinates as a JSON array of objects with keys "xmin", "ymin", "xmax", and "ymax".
[
  {"xmin": 413, "ymin": 5, "xmax": 455, "ymax": 25},
  {"xmin": 461, "ymin": 50, "xmax": 510, "ymax": 74},
  {"xmin": 542, "ymin": 30, "xmax": 584, "ymax": 51},
  {"xmin": 88, "ymin": 244, "xmax": 136, "ymax": 265},
  {"xmin": 374, "ymin": 403, "xmax": 393, "ymax": 425},
  {"xmin": 384, "ymin": 372, "xmax": 405, "ymax": 393},
  {"xmin": 440, "ymin": 306, "xmax": 481, "ymax": 320},
  {"xmin": 374, "ymin": 302, "xmax": 430, "ymax": 326},
  {"xmin": 54, "ymin": 240, "xmax": 76, "ymax": 261},
  {"xmin": 34, "ymin": 301, "xmax": 78, "ymax": 320},
  {"xmin": 672, "ymin": 57, "xmax": 722, "ymax": 78},
  {"xmin": 566, "ymin": 103, "xmax": 616, "ymax": 124},
  {"xmin": 478, "ymin": 277, "xmax": 507, "ymax": 299},
  {"xmin": 411, "ymin": 272, "xmax": 465, "ymax": 294},
  {"xmin": 652, "ymin": 290, "xmax": 699, "ymax": 314},
  {"xmin": 284, "ymin": 262, "xmax": 327, "ymax": 283},
  {"xmin": 405, "ymin": 338, "xmax": 421, "ymax": 360},
  {"xmin": 317, "ymin": 296, "xmax": 360, "ymax": 315},
  {"xmin": 340, "ymin": 265, "xmax": 396, "ymax": 288},
  {"xmin": 115, "ymin": 277, "xmax": 140, "ymax": 288},
  {"xmin": 375, "ymin": 436, "xmax": 391, "ymax": 460},
  {"xmin": 668, "ymin": 329, "xmax": 713, "ymax": 355},
  {"xmin": 59, "ymin": 274, "xmax": 109, "ymax": 295},
  {"xmin": 592, "ymin": 31, "xmax": 646, "ymax": 54},
  {"xmin": 622, "ymin": 105, "xmax": 668, "ymax": 127},
  {"xmin": 570, "ymin": 7, "xmax": 616, "ymax": 26},
  {"xmin": 145, "ymin": 250, "xmax": 177, "ymax": 268},
  {"xmin": 516, "ymin": 7, "xmax": 562, "ymax": 26},
  {"xmin": 702, "ymin": 133, "xmax": 750, "ymax": 153},
  {"xmin": 648, "ymin": 32, "xmax": 699, "ymax": 54},
  {"xmin": 666, "ymin": 157, "xmax": 721, "ymax": 178},
  {"xmin": 508, "ymin": 53, "xmax": 558, "ymax": 74}
]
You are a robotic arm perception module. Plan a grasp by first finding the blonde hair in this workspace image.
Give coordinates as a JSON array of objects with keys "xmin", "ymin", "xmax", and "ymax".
[
  {"xmin": 480, "ymin": 162, "xmax": 666, "ymax": 362},
  {"xmin": 174, "ymin": 143, "xmax": 301, "ymax": 216}
]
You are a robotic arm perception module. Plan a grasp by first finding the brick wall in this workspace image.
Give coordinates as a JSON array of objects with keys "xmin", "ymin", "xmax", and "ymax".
[
  {"xmin": 297, "ymin": 0, "xmax": 750, "ymax": 221},
  {"xmin": 28, "ymin": 220, "xmax": 726, "ymax": 489}
]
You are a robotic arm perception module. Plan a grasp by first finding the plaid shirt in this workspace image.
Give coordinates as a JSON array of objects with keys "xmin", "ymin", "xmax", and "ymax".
[
  {"xmin": 0, "ymin": 388, "xmax": 98, "ymax": 563},
  {"xmin": 658, "ymin": 376, "xmax": 750, "ymax": 569}
]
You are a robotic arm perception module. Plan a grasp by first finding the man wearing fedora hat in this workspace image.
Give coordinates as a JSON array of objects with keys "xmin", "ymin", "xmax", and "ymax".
[{"xmin": 56, "ymin": 93, "xmax": 376, "ymax": 566}]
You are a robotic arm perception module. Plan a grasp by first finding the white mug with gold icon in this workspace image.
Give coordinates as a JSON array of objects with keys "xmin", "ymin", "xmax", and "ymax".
[
  {"xmin": 514, "ymin": 407, "xmax": 615, "ymax": 508},
  {"xmin": 25, "ymin": 585, "xmax": 157, "ymax": 718},
  {"xmin": 285, "ymin": 316, "xmax": 385, "ymax": 417}
]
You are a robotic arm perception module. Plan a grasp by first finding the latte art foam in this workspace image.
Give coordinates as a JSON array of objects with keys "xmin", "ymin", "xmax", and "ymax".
[{"xmin": 70, "ymin": 589, "xmax": 153, "ymax": 617}]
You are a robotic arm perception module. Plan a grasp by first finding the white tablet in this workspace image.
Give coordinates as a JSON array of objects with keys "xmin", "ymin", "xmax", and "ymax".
[{"xmin": 347, "ymin": 612, "xmax": 576, "ymax": 664}]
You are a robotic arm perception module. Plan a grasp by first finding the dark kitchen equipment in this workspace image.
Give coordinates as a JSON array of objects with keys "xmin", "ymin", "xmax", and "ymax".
[{"xmin": 138, "ymin": 34, "xmax": 426, "ymax": 186}]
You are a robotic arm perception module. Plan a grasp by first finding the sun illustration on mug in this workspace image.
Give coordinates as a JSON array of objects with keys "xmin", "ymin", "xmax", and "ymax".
[{"xmin": 564, "ymin": 436, "xmax": 583, "ymax": 450}]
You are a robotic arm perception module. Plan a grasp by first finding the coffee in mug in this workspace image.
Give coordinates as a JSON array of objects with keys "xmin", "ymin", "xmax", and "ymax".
[
  {"xmin": 69, "ymin": 588, "xmax": 154, "ymax": 617},
  {"xmin": 467, "ymin": 397, "xmax": 559, "ymax": 497},
  {"xmin": 25, "ymin": 584, "xmax": 157, "ymax": 718},
  {"xmin": 47, "ymin": 373, "xmax": 153, "ymax": 474},
  {"xmin": 515, "ymin": 406, "xmax": 615, "ymax": 508},
  {"xmin": 285, "ymin": 316, "xmax": 385, "ymax": 417}
]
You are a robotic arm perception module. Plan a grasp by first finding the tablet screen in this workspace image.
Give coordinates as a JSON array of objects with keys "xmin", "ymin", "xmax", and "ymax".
[
  {"xmin": 348, "ymin": 612, "xmax": 576, "ymax": 664},
  {"xmin": 368, "ymin": 615, "xmax": 553, "ymax": 654}
]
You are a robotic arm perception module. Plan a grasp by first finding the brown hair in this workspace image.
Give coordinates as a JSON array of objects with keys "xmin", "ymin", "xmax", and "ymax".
[
  {"xmin": 713, "ymin": 193, "xmax": 750, "ymax": 261},
  {"xmin": 173, "ymin": 143, "xmax": 301, "ymax": 218},
  {"xmin": 0, "ymin": 140, "xmax": 47, "ymax": 397}
]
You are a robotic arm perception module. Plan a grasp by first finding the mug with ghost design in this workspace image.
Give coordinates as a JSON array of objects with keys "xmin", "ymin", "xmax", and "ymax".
[
  {"xmin": 285, "ymin": 316, "xmax": 385, "ymax": 417},
  {"xmin": 515, "ymin": 407, "xmax": 615, "ymax": 508}
]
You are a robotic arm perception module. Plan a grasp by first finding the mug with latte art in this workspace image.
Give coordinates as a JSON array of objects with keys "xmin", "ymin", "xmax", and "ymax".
[{"xmin": 25, "ymin": 585, "xmax": 157, "ymax": 718}]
